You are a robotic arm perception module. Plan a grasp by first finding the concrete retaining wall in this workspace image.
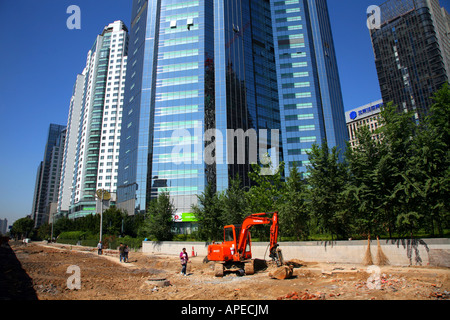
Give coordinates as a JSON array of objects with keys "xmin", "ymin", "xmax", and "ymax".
[{"xmin": 142, "ymin": 238, "xmax": 450, "ymax": 267}]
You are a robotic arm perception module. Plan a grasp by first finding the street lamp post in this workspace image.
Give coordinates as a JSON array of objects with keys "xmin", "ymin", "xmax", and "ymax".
[
  {"xmin": 99, "ymin": 192, "xmax": 103, "ymax": 243},
  {"xmin": 96, "ymin": 189, "xmax": 111, "ymax": 243},
  {"xmin": 50, "ymin": 213, "xmax": 54, "ymax": 242}
]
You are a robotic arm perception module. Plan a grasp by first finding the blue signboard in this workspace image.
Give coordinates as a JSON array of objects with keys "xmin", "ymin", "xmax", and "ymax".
[
  {"xmin": 350, "ymin": 103, "xmax": 383, "ymax": 120},
  {"xmin": 358, "ymin": 103, "xmax": 382, "ymax": 116}
]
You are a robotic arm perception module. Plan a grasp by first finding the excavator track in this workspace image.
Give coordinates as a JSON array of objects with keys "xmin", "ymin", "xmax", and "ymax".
[
  {"xmin": 214, "ymin": 263, "xmax": 224, "ymax": 277},
  {"xmin": 244, "ymin": 260, "xmax": 255, "ymax": 275},
  {"xmin": 214, "ymin": 260, "xmax": 255, "ymax": 277}
]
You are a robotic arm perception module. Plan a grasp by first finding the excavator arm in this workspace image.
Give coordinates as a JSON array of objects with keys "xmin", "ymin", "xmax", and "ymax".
[
  {"xmin": 269, "ymin": 212, "xmax": 283, "ymax": 265},
  {"xmin": 237, "ymin": 212, "xmax": 283, "ymax": 266}
]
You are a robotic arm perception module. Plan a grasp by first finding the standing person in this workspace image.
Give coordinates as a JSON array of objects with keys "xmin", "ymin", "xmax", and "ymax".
[
  {"xmin": 97, "ymin": 240, "xmax": 103, "ymax": 255},
  {"xmin": 124, "ymin": 245, "xmax": 129, "ymax": 263},
  {"xmin": 180, "ymin": 248, "xmax": 189, "ymax": 276},
  {"xmin": 119, "ymin": 243, "xmax": 125, "ymax": 262}
]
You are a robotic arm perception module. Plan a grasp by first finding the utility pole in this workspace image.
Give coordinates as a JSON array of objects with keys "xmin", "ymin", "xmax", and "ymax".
[{"xmin": 96, "ymin": 189, "xmax": 111, "ymax": 243}]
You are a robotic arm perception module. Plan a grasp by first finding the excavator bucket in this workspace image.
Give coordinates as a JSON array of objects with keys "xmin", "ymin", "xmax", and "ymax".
[
  {"xmin": 269, "ymin": 264, "xmax": 294, "ymax": 280},
  {"xmin": 269, "ymin": 248, "xmax": 294, "ymax": 280}
]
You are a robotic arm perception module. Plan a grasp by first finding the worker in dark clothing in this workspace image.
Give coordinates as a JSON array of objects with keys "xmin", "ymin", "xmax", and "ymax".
[{"xmin": 119, "ymin": 243, "xmax": 125, "ymax": 262}]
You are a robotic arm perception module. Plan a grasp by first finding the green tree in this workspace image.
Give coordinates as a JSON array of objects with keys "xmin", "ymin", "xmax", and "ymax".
[
  {"xmin": 74, "ymin": 213, "xmax": 99, "ymax": 234},
  {"xmin": 11, "ymin": 217, "xmax": 35, "ymax": 240},
  {"xmin": 307, "ymin": 141, "xmax": 350, "ymax": 240},
  {"xmin": 37, "ymin": 223, "xmax": 51, "ymax": 240},
  {"xmin": 191, "ymin": 183, "xmax": 224, "ymax": 241},
  {"xmin": 346, "ymin": 125, "xmax": 384, "ymax": 238},
  {"xmin": 102, "ymin": 206, "xmax": 127, "ymax": 236},
  {"xmin": 278, "ymin": 163, "xmax": 310, "ymax": 240},
  {"xmin": 378, "ymin": 102, "xmax": 420, "ymax": 237},
  {"xmin": 407, "ymin": 83, "xmax": 450, "ymax": 235},
  {"xmin": 221, "ymin": 174, "xmax": 249, "ymax": 225},
  {"xmin": 53, "ymin": 216, "xmax": 75, "ymax": 237},
  {"xmin": 123, "ymin": 213, "xmax": 145, "ymax": 238},
  {"xmin": 246, "ymin": 156, "xmax": 285, "ymax": 213},
  {"xmin": 143, "ymin": 191, "xmax": 175, "ymax": 241},
  {"xmin": 246, "ymin": 157, "xmax": 285, "ymax": 241}
]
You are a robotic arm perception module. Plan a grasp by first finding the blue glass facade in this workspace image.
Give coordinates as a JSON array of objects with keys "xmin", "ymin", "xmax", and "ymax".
[
  {"xmin": 118, "ymin": 0, "xmax": 282, "ymax": 217},
  {"xmin": 214, "ymin": 0, "xmax": 282, "ymax": 189},
  {"xmin": 370, "ymin": 0, "xmax": 449, "ymax": 121},
  {"xmin": 152, "ymin": 1, "xmax": 209, "ymax": 214},
  {"xmin": 117, "ymin": 0, "xmax": 157, "ymax": 215},
  {"xmin": 118, "ymin": 0, "xmax": 208, "ymax": 215},
  {"xmin": 117, "ymin": 0, "xmax": 347, "ymax": 219},
  {"xmin": 271, "ymin": 0, "xmax": 348, "ymax": 176},
  {"xmin": 31, "ymin": 124, "xmax": 66, "ymax": 227}
]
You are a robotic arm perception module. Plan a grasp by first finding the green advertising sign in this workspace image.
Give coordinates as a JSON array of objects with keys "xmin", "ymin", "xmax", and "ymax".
[{"xmin": 173, "ymin": 212, "xmax": 197, "ymax": 222}]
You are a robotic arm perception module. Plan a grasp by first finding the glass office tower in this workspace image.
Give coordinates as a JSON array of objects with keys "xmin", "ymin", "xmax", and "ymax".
[
  {"xmin": 31, "ymin": 124, "xmax": 66, "ymax": 227},
  {"xmin": 370, "ymin": 0, "xmax": 450, "ymax": 121},
  {"xmin": 117, "ymin": 0, "xmax": 348, "ymax": 228},
  {"xmin": 271, "ymin": 0, "xmax": 348, "ymax": 176},
  {"xmin": 117, "ymin": 0, "xmax": 282, "ymax": 221}
]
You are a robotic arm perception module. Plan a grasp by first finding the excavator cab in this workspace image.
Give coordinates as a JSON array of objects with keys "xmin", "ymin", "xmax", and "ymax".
[
  {"xmin": 224, "ymin": 225, "xmax": 252, "ymax": 260},
  {"xmin": 224, "ymin": 225, "xmax": 236, "ymax": 242},
  {"xmin": 208, "ymin": 225, "xmax": 252, "ymax": 263}
]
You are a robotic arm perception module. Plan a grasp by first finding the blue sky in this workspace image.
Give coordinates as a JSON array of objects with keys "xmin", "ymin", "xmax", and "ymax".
[{"xmin": 0, "ymin": 0, "xmax": 448, "ymax": 226}]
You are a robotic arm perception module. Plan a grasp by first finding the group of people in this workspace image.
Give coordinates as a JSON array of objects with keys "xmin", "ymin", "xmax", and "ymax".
[
  {"xmin": 96, "ymin": 240, "xmax": 130, "ymax": 263},
  {"xmin": 97, "ymin": 241, "xmax": 190, "ymax": 274},
  {"xmin": 119, "ymin": 243, "xmax": 129, "ymax": 263}
]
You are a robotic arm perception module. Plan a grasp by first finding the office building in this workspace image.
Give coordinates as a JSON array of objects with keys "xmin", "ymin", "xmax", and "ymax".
[
  {"xmin": 117, "ymin": 0, "xmax": 348, "ymax": 229},
  {"xmin": 67, "ymin": 21, "xmax": 129, "ymax": 219},
  {"xmin": 369, "ymin": 0, "xmax": 450, "ymax": 121},
  {"xmin": 31, "ymin": 124, "xmax": 66, "ymax": 227},
  {"xmin": 0, "ymin": 218, "xmax": 7, "ymax": 236},
  {"xmin": 56, "ymin": 73, "xmax": 86, "ymax": 219},
  {"xmin": 271, "ymin": 0, "xmax": 348, "ymax": 175},
  {"xmin": 117, "ymin": 0, "xmax": 284, "ymax": 220},
  {"xmin": 345, "ymin": 99, "xmax": 384, "ymax": 148}
]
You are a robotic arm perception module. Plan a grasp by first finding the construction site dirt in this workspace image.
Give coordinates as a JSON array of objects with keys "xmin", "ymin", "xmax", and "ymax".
[{"xmin": 2, "ymin": 241, "xmax": 449, "ymax": 301}]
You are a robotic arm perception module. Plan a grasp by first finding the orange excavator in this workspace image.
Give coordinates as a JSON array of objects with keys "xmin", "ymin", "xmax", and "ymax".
[{"xmin": 207, "ymin": 211, "xmax": 284, "ymax": 277}]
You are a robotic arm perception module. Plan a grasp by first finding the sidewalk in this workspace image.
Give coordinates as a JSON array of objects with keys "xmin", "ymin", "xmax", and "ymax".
[{"xmin": 36, "ymin": 241, "xmax": 139, "ymax": 269}]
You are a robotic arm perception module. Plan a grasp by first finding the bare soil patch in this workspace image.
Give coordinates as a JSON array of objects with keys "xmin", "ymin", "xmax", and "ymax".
[{"xmin": 4, "ymin": 241, "xmax": 449, "ymax": 301}]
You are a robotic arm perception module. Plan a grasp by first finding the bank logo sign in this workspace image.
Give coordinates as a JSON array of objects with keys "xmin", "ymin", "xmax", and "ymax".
[{"xmin": 349, "ymin": 103, "xmax": 383, "ymax": 121}]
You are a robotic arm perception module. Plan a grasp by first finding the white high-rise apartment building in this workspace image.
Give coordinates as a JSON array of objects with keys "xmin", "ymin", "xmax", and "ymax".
[
  {"xmin": 61, "ymin": 21, "xmax": 129, "ymax": 219},
  {"xmin": 57, "ymin": 73, "xmax": 85, "ymax": 218}
]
